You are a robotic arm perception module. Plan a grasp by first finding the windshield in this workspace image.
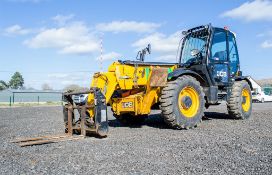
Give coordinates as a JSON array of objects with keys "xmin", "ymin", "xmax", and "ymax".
[{"xmin": 181, "ymin": 29, "xmax": 209, "ymax": 64}]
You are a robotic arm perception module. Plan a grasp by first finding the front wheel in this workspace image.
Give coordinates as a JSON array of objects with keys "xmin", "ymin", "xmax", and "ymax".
[
  {"xmin": 227, "ymin": 80, "xmax": 252, "ymax": 119},
  {"xmin": 160, "ymin": 76, "xmax": 205, "ymax": 129}
]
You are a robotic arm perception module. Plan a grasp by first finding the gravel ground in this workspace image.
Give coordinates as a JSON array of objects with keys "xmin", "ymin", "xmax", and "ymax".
[{"xmin": 0, "ymin": 103, "xmax": 271, "ymax": 175}]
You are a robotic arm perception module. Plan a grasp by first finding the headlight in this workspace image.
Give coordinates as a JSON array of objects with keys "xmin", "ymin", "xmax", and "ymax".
[{"xmin": 74, "ymin": 94, "xmax": 88, "ymax": 104}]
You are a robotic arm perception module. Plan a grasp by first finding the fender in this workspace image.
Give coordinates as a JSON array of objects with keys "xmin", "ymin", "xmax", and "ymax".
[
  {"xmin": 168, "ymin": 68, "xmax": 207, "ymax": 86},
  {"xmin": 235, "ymin": 76, "xmax": 253, "ymax": 90}
]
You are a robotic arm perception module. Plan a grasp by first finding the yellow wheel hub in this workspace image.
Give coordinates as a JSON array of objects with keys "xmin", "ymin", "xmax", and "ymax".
[
  {"xmin": 178, "ymin": 86, "xmax": 200, "ymax": 118},
  {"xmin": 242, "ymin": 88, "xmax": 251, "ymax": 112}
]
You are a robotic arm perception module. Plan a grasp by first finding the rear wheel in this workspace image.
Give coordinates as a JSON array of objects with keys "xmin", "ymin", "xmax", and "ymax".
[
  {"xmin": 227, "ymin": 80, "xmax": 252, "ymax": 119},
  {"xmin": 160, "ymin": 76, "xmax": 205, "ymax": 129}
]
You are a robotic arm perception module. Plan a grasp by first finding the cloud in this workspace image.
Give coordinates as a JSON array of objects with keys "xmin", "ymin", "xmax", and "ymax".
[
  {"xmin": 221, "ymin": 0, "xmax": 272, "ymax": 22},
  {"xmin": 96, "ymin": 52, "xmax": 122, "ymax": 61},
  {"xmin": 258, "ymin": 30, "xmax": 272, "ymax": 49},
  {"xmin": 24, "ymin": 22, "xmax": 100, "ymax": 55},
  {"xmin": 52, "ymin": 14, "xmax": 75, "ymax": 26},
  {"xmin": 132, "ymin": 31, "xmax": 182, "ymax": 61},
  {"xmin": 155, "ymin": 54, "xmax": 177, "ymax": 62},
  {"xmin": 96, "ymin": 21, "xmax": 161, "ymax": 33},
  {"xmin": 48, "ymin": 73, "xmax": 89, "ymax": 81},
  {"xmin": 4, "ymin": 25, "xmax": 32, "ymax": 36},
  {"xmin": 47, "ymin": 72, "xmax": 92, "ymax": 88},
  {"xmin": 48, "ymin": 73, "xmax": 70, "ymax": 79},
  {"xmin": 132, "ymin": 31, "xmax": 182, "ymax": 54},
  {"xmin": 261, "ymin": 40, "xmax": 272, "ymax": 48},
  {"xmin": 257, "ymin": 30, "xmax": 272, "ymax": 37}
]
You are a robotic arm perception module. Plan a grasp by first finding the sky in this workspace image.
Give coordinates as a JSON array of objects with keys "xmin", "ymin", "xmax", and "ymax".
[{"xmin": 0, "ymin": 0, "xmax": 272, "ymax": 90}]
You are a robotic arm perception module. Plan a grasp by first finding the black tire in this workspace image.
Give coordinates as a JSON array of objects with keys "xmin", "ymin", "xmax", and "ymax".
[
  {"xmin": 261, "ymin": 98, "xmax": 265, "ymax": 103},
  {"xmin": 160, "ymin": 76, "xmax": 205, "ymax": 129},
  {"xmin": 227, "ymin": 80, "xmax": 252, "ymax": 119}
]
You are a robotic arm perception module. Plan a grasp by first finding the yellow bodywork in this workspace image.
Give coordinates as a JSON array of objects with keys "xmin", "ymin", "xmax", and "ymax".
[{"xmin": 87, "ymin": 61, "xmax": 177, "ymax": 117}]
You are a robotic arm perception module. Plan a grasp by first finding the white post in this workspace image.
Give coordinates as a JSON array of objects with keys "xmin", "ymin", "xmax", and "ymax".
[{"xmin": 100, "ymin": 36, "xmax": 103, "ymax": 72}]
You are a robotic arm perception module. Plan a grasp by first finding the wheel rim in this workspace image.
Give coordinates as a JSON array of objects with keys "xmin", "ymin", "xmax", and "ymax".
[
  {"xmin": 242, "ymin": 88, "xmax": 251, "ymax": 112},
  {"xmin": 178, "ymin": 86, "xmax": 200, "ymax": 118}
]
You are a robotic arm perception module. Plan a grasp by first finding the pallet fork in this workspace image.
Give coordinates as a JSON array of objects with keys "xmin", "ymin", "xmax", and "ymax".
[{"xmin": 12, "ymin": 88, "xmax": 108, "ymax": 147}]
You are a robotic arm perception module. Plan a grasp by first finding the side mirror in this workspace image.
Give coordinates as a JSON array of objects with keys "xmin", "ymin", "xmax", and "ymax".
[
  {"xmin": 147, "ymin": 44, "xmax": 151, "ymax": 54},
  {"xmin": 190, "ymin": 49, "xmax": 200, "ymax": 57}
]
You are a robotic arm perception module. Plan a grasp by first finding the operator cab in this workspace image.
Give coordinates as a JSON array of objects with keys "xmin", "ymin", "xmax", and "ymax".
[{"xmin": 179, "ymin": 24, "xmax": 240, "ymax": 88}]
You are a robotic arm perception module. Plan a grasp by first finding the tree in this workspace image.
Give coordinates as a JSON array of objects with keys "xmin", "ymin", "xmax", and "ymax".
[
  {"xmin": 0, "ymin": 80, "xmax": 9, "ymax": 91},
  {"xmin": 9, "ymin": 72, "xmax": 24, "ymax": 89},
  {"xmin": 42, "ymin": 83, "xmax": 53, "ymax": 90},
  {"xmin": 63, "ymin": 84, "xmax": 88, "ymax": 92}
]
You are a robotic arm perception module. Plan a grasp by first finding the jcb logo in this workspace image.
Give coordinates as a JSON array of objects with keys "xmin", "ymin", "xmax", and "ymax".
[
  {"xmin": 122, "ymin": 102, "xmax": 133, "ymax": 108},
  {"xmin": 217, "ymin": 71, "xmax": 227, "ymax": 77}
]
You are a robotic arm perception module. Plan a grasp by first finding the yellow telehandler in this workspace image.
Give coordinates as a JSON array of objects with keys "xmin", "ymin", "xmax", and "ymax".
[{"xmin": 62, "ymin": 24, "xmax": 252, "ymax": 137}]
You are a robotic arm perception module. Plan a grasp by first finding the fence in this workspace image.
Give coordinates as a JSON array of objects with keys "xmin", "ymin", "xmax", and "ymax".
[{"xmin": 0, "ymin": 90, "xmax": 63, "ymax": 106}]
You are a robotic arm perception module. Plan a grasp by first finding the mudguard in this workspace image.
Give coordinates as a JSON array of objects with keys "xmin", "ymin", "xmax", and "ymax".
[
  {"xmin": 235, "ymin": 76, "xmax": 253, "ymax": 90},
  {"xmin": 168, "ymin": 68, "xmax": 206, "ymax": 85}
]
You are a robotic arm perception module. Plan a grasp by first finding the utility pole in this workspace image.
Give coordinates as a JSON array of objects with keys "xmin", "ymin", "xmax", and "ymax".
[{"xmin": 100, "ymin": 36, "xmax": 103, "ymax": 72}]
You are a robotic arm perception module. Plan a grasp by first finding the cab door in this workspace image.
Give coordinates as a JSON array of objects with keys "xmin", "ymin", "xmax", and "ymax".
[
  {"xmin": 208, "ymin": 29, "xmax": 229, "ymax": 86},
  {"xmin": 228, "ymin": 32, "xmax": 240, "ymax": 77}
]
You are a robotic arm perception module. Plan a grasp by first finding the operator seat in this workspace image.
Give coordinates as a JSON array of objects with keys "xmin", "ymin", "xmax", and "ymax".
[{"xmin": 212, "ymin": 51, "xmax": 227, "ymax": 61}]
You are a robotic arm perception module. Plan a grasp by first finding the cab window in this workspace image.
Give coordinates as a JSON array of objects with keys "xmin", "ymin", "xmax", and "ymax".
[{"xmin": 210, "ymin": 30, "xmax": 227, "ymax": 62}]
